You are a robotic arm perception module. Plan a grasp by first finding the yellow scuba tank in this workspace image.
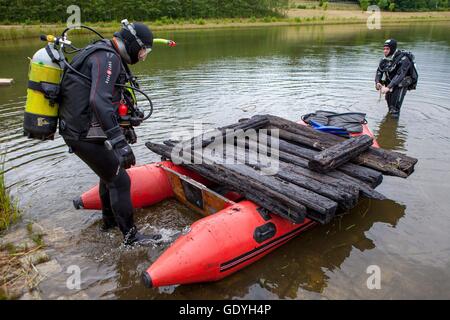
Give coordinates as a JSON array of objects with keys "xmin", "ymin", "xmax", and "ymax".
[{"xmin": 23, "ymin": 41, "xmax": 63, "ymax": 140}]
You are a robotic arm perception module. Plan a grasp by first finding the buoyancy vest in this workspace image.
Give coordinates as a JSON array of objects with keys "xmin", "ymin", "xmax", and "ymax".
[{"xmin": 58, "ymin": 40, "xmax": 128, "ymax": 140}]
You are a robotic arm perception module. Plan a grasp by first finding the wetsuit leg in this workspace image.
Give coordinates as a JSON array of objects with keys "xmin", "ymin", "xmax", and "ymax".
[
  {"xmin": 386, "ymin": 87, "xmax": 407, "ymax": 115},
  {"xmin": 99, "ymin": 180, "xmax": 111, "ymax": 214},
  {"xmin": 385, "ymin": 90, "xmax": 394, "ymax": 113},
  {"xmin": 99, "ymin": 180, "xmax": 117, "ymax": 229},
  {"xmin": 106, "ymin": 168, "xmax": 134, "ymax": 234},
  {"xmin": 64, "ymin": 139, "xmax": 135, "ymax": 235},
  {"xmin": 395, "ymin": 87, "xmax": 408, "ymax": 113}
]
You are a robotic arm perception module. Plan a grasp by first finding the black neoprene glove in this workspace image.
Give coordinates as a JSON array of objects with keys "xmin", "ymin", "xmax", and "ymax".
[
  {"xmin": 114, "ymin": 140, "xmax": 136, "ymax": 169},
  {"xmin": 105, "ymin": 126, "xmax": 136, "ymax": 169}
]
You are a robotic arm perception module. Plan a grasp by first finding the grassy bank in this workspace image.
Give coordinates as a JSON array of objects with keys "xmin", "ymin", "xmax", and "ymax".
[
  {"xmin": 0, "ymin": 159, "xmax": 20, "ymax": 233},
  {"xmin": 1, "ymin": 223, "xmax": 47, "ymax": 300},
  {"xmin": 0, "ymin": 159, "xmax": 49, "ymax": 300},
  {"xmin": 1, "ymin": 10, "xmax": 450, "ymax": 41}
]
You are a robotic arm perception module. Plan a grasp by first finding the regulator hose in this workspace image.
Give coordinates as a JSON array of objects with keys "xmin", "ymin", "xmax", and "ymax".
[
  {"xmin": 61, "ymin": 25, "xmax": 105, "ymax": 40},
  {"xmin": 115, "ymin": 84, "xmax": 153, "ymax": 120},
  {"xmin": 60, "ymin": 25, "xmax": 105, "ymax": 54}
]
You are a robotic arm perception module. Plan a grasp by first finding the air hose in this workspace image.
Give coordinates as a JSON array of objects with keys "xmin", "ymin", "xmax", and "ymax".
[{"xmin": 42, "ymin": 25, "xmax": 154, "ymax": 121}]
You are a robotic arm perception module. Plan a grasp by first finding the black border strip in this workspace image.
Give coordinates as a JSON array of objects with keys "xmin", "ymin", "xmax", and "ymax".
[{"xmin": 220, "ymin": 221, "xmax": 316, "ymax": 272}]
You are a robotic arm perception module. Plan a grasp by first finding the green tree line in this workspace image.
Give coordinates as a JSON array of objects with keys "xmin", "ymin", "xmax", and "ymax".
[
  {"xmin": 0, "ymin": 0, "xmax": 288, "ymax": 23},
  {"xmin": 358, "ymin": 0, "xmax": 449, "ymax": 11}
]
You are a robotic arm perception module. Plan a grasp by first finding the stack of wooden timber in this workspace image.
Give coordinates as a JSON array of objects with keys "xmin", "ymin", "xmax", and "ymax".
[{"xmin": 146, "ymin": 114, "xmax": 418, "ymax": 225}]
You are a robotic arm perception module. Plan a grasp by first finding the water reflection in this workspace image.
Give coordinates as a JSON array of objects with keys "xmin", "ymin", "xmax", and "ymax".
[{"xmin": 375, "ymin": 114, "xmax": 408, "ymax": 151}]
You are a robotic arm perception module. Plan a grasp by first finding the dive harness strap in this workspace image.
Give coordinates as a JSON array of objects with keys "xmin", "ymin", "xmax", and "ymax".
[
  {"xmin": 28, "ymin": 45, "xmax": 62, "ymax": 105},
  {"xmin": 28, "ymin": 80, "xmax": 60, "ymax": 105}
]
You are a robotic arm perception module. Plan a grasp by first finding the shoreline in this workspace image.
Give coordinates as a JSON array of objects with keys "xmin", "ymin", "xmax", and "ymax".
[{"xmin": 0, "ymin": 11, "xmax": 449, "ymax": 41}]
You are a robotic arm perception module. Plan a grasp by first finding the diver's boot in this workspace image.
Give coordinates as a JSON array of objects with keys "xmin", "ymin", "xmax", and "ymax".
[
  {"xmin": 123, "ymin": 226, "xmax": 162, "ymax": 246},
  {"xmin": 388, "ymin": 106, "xmax": 395, "ymax": 114},
  {"xmin": 389, "ymin": 107, "xmax": 400, "ymax": 118},
  {"xmin": 100, "ymin": 215, "xmax": 118, "ymax": 232}
]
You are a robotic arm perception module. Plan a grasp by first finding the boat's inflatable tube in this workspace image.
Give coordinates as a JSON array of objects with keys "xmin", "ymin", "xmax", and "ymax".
[
  {"xmin": 361, "ymin": 124, "xmax": 380, "ymax": 148},
  {"xmin": 73, "ymin": 161, "xmax": 208, "ymax": 210},
  {"xmin": 142, "ymin": 200, "xmax": 316, "ymax": 288}
]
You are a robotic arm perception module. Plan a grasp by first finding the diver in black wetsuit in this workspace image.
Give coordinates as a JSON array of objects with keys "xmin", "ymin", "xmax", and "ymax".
[
  {"xmin": 375, "ymin": 39, "xmax": 417, "ymax": 117},
  {"xmin": 59, "ymin": 21, "xmax": 160, "ymax": 246}
]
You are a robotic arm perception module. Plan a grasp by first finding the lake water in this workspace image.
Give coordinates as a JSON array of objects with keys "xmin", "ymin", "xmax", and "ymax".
[{"xmin": 1, "ymin": 22, "xmax": 450, "ymax": 299}]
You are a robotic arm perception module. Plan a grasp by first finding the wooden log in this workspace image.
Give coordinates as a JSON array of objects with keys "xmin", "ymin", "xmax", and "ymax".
[
  {"xmin": 308, "ymin": 135, "xmax": 374, "ymax": 173},
  {"xmin": 274, "ymin": 127, "xmax": 410, "ymax": 178},
  {"xmin": 218, "ymin": 160, "xmax": 338, "ymax": 219},
  {"xmin": 325, "ymin": 171, "xmax": 386, "ymax": 201},
  {"xmin": 229, "ymin": 146, "xmax": 359, "ymax": 210},
  {"xmin": 260, "ymin": 136, "xmax": 383, "ymax": 188},
  {"xmin": 275, "ymin": 148, "xmax": 386, "ymax": 200},
  {"xmin": 231, "ymin": 136, "xmax": 384, "ymax": 200},
  {"xmin": 182, "ymin": 115, "xmax": 269, "ymax": 151},
  {"xmin": 181, "ymin": 142, "xmax": 338, "ymax": 219},
  {"xmin": 264, "ymin": 114, "xmax": 418, "ymax": 177},
  {"xmin": 147, "ymin": 142, "xmax": 306, "ymax": 223}
]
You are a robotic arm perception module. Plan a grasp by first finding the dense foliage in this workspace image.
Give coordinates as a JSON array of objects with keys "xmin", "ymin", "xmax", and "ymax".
[
  {"xmin": 0, "ymin": 0, "xmax": 288, "ymax": 23},
  {"xmin": 358, "ymin": 0, "xmax": 449, "ymax": 11},
  {"xmin": 0, "ymin": 1, "xmax": 447, "ymax": 23}
]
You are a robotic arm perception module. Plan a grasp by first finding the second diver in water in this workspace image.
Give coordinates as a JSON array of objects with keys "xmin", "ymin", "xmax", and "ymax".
[{"xmin": 375, "ymin": 39, "xmax": 418, "ymax": 117}]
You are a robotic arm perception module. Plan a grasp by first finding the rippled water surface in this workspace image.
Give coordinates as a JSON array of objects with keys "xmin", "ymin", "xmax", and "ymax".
[{"xmin": 1, "ymin": 22, "xmax": 450, "ymax": 299}]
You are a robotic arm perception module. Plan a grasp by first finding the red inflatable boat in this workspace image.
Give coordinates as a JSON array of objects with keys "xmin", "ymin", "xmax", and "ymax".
[{"xmin": 75, "ymin": 122, "xmax": 379, "ymax": 288}]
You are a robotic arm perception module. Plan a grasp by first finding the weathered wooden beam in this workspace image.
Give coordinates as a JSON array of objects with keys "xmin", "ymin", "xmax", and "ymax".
[
  {"xmin": 308, "ymin": 135, "xmax": 374, "ymax": 173},
  {"xmin": 181, "ymin": 115, "xmax": 269, "ymax": 151},
  {"xmin": 183, "ymin": 141, "xmax": 338, "ymax": 218},
  {"xmin": 264, "ymin": 114, "xmax": 418, "ymax": 177},
  {"xmin": 245, "ymin": 133, "xmax": 383, "ymax": 189},
  {"xmin": 230, "ymin": 136, "xmax": 385, "ymax": 200},
  {"xmin": 275, "ymin": 148, "xmax": 386, "ymax": 200},
  {"xmin": 220, "ymin": 161, "xmax": 338, "ymax": 219},
  {"xmin": 229, "ymin": 146, "xmax": 359, "ymax": 210}
]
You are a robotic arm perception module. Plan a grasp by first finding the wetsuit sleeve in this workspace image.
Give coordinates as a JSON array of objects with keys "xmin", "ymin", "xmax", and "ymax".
[
  {"xmin": 375, "ymin": 61, "xmax": 383, "ymax": 84},
  {"xmin": 388, "ymin": 56, "xmax": 412, "ymax": 89},
  {"xmin": 88, "ymin": 51, "xmax": 122, "ymax": 132}
]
